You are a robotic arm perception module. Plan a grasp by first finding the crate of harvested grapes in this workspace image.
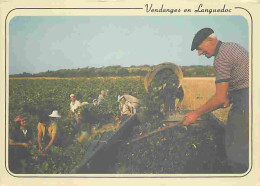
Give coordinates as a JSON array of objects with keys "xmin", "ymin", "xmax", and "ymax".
[{"xmin": 143, "ymin": 62, "xmax": 184, "ymax": 116}]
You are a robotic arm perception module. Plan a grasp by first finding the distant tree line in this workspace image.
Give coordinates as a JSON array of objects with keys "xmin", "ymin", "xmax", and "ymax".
[
  {"xmin": 181, "ymin": 65, "xmax": 215, "ymax": 77},
  {"xmin": 10, "ymin": 65, "xmax": 215, "ymax": 78}
]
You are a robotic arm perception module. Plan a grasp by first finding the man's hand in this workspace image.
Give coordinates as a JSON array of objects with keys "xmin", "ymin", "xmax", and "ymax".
[
  {"xmin": 39, "ymin": 149, "xmax": 48, "ymax": 155},
  {"xmin": 222, "ymin": 99, "xmax": 230, "ymax": 108},
  {"xmin": 175, "ymin": 101, "xmax": 181, "ymax": 111},
  {"xmin": 182, "ymin": 111, "xmax": 200, "ymax": 126},
  {"xmin": 38, "ymin": 145, "xmax": 42, "ymax": 152},
  {"xmin": 44, "ymin": 147, "xmax": 49, "ymax": 153},
  {"xmin": 68, "ymin": 110, "xmax": 73, "ymax": 118},
  {"xmin": 114, "ymin": 116, "xmax": 120, "ymax": 122},
  {"xmin": 22, "ymin": 143, "xmax": 29, "ymax": 147}
]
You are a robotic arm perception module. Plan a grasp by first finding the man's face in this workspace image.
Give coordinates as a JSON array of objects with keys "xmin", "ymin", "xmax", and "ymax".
[
  {"xmin": 70, "ymin": 95, "xmax": 75, "ymax": 101},
  {"xmin": 20, "ymin": 119, "xmax": 26, "ymax": 127},
  {"xmin": 197, "ymin": 40, "xmax": 215, "ymax": 58},
  {"xmin": 120, "ymin": 98, "xmax": 126, "ymax": 104},
  {"xmin": 101, "ymin": 91, "xmax": 105, "ymax": 96}
]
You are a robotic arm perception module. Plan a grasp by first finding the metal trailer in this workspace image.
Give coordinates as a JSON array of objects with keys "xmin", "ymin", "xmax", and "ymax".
[
  {"xmin": 71, "ymin": 112, "xmax": 226, "ymax": 173},
  {"xmin": 71, "ymin": 114, "xmax": 139, "ymax": 173}
]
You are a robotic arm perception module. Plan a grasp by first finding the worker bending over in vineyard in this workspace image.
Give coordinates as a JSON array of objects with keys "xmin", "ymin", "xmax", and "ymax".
[
  {"xmin": 91, "ymin": 99, "xmax": 98, "ymax": 107},
  {"xmin": 118, "ymin": 95, "xmax": 133, "ymax": 122},
  {"xmin": 121, "ymin": 94, "xmax": 140, "ymax": 114},
  {"xmin": 9, "ymin": 115, "xmax": 33, "ymax": 173},
  {"xmin": 37, "ymin": 110, "xmax": 60, "ymax": 154},
  {"xmin": 183, "ymin": 28, "xmax": 249, "ymax": 173}
]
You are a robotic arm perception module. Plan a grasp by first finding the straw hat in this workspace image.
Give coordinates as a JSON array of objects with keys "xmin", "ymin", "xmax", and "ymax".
[
  {"xmin": 117, "ymin": 95, "xmax": 124, "ymax": 102},
  {"xmin": 49, "ymin": 110, "xmax": 61, "ymax": 118}
]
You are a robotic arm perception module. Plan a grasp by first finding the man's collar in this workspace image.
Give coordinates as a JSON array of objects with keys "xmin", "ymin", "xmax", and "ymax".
[{"xmin": 214, "ymin": 41, "xmax": 222, "ymax": 56}]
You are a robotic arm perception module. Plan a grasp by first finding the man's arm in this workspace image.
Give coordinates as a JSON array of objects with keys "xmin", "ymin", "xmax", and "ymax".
[
  {"xmin": 119, "ymin": 103, "xmax": 123, "ymax": 117},
  {"xmin": 44, "ymin": 131, "xmax": 56, "ymax": 152},
  {"xmin": 9, "ymin": 139, "xmax": 29, "ymax": 147},
  {"xmin": 183, "ymin": 82, "xmax": 229, "ymax": 125},
  {"xmin": 27, "ymin": 128, "xmax": 33, "ymax": 144},
  {"xmin": 97, "ymin": 95, "xmax": 102, "ymax": 104},
  {"xmin": 127, "ymin": 102, "xmax": 133, "ymax": 116},
  {"xmin": 129, "ymin": 106, "xmax": 133, "ymax": 116},
  {"xmin": 37, "ymin": 130, "xmax": 43, "ymax": 152}
]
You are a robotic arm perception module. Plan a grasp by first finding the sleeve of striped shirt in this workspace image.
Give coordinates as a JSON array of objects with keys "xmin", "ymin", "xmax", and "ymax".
[{"xmin": 214, "ymin": 59, "xmax": 231, "ymax": 84}]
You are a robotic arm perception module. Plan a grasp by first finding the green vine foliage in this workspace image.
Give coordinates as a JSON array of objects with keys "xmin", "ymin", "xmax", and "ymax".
[{"xmin": 9, "ymin": 77, "xmax": 146, "ymax": 174}]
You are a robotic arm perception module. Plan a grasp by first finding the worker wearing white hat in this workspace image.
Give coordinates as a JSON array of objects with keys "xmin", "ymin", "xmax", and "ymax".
[
  {"xmin": 69, "ymin": 94, "xmax": 82, "ymax": 136},
  {"xmin": 37, "ymin": 110, "xmax": 61, "ymax": 154},
  {"xmin": 49, "ymin": 110, "xmax": 61, "ymax": 118},
  {"xmin": 70, "ymin": 94, "xmax": 81, "ymax": 113},
  {"xmin": 118, "ymin": 95, "xmax": 133, "ymax": 122}
]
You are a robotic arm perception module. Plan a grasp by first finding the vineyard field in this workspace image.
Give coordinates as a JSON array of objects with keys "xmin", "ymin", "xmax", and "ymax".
[{"xmin": 8, "ymin": 77, "xmax": 229, "ymax": 174}]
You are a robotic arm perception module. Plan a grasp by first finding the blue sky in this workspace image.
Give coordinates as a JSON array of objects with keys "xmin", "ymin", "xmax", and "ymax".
[{"xmin": 9, "ymin": 16, "xmax": 248, "ymax": 74}]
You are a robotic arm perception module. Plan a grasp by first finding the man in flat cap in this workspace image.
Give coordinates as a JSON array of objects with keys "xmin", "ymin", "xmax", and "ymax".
[{"xmin": 183, "ymin": 28, "xmax": 249, "ymax": 173}]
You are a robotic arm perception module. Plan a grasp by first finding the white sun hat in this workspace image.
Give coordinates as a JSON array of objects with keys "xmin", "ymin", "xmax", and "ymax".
[
  {"xmin": 49, "ymin": 110, "xmax": 61, "ymax": 118},
  {"xmin": 117, "ymin": 95, "xmax": 124, "ymax": 102}
]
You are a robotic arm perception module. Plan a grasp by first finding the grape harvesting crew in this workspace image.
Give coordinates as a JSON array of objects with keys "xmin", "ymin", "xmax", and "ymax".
[{"xmin": 37, "ymin": 111, "xmax": 60, "ymax": 154}]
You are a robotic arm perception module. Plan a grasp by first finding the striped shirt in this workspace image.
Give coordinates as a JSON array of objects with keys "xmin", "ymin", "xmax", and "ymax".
[{"xmin": 214, "ymin": 41, "xmax": 249, "ymax": 91}]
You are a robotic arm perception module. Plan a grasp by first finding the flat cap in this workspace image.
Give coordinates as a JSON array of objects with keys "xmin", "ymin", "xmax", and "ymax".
[{"xmin": 191, "ymin": 28, "xmax": 214, "ymax": 51}]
